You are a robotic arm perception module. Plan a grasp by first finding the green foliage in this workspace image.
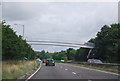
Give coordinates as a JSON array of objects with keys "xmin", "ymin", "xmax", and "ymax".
[
  {"xmin": 37, "ymin": 50, "xmax": 68, "ymax": 60},
  {"xmin": 37, "ymin": 50, "xmax": 53, "ymax": 60},
  {"xmin": 2, "ymin": 21, "xmax": 36, "ymax": 60},
  {"xmin": 37, "ymin": 48, "xmax": 89, "ymax": 61},
  {"xmin": 52, "ymin": 50, "xmax": 67, "ymax": 60},
  {"xmin": 89, "ymin": 24, "xmax": 120, "ymax": 63},
  {"xmin": 66, "ymin": 48, "xmax": 76, "ymax": 60},
  {"xmin": 75, "ymin": 48, "xmax": 90, "ymax": 61}
]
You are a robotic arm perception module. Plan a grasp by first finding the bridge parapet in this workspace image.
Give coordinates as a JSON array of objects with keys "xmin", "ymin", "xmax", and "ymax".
[{"xmin": 27, "ymin": 40, "xmax": 95, "ymax": 49}]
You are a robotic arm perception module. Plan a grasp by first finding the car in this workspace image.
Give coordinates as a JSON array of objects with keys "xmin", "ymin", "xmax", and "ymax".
[
  {"xmin": 87, "ymin": 59, "xmax": 103, "ymax": 64},
  {"xmin": 42, "ymin": 59, "xmax": 47, "ymax": 63},
  {"xmin": 60, "ymin": 60, "xmax": 65, "ymax": 62},
  {"xmin": 45, "ymin": 59, "xmax": 55, "ymax": 66}
]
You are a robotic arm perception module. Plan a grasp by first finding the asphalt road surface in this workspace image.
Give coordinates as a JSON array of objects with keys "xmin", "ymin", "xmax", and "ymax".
[{"xmin": 30, "ymin": 63, "xmax": 119, "ymax": 80}]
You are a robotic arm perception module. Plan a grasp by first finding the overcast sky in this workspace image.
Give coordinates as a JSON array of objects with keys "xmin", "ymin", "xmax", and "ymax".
[{"xmin": 2, "ymin": 2, "xmax": 118, "ymax": 52}]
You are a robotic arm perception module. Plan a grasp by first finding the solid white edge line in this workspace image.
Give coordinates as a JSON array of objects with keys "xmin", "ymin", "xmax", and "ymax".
[{"xmin": 25, "ymin": 61, "xmax": 42, "ymax": 81}]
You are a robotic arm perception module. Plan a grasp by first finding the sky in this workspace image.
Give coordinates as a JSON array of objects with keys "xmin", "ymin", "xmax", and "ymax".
[{"xmin": 1, "ymin": 1, "xmax": 118, "ymax": 52}]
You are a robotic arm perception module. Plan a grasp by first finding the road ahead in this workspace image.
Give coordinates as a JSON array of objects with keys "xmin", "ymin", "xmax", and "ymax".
[{"xmin": 30, "ymin": 63, "xmax": 119, "ymax": 80}]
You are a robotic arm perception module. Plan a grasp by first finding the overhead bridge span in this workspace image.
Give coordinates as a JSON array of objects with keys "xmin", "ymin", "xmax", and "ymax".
[{"xmin": 27, "ymin": 40, "xmax": 95, "ymax": 49}]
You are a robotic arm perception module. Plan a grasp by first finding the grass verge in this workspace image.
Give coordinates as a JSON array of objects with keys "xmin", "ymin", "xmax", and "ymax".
[{"xmin": 2, "ymin": 60, "xmax": 40, "ymax": 79}]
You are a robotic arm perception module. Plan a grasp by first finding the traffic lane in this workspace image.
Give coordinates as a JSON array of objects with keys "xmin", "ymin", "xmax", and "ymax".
[
  {"xmin": 58, "ymin": 63, "xmax": 119, "ymax": 79},
  {"xmin": 31, "ymin": 63, "xmax": 80, "ymax": 79},
  {"xmin": 30, "ymin": 63, "xmax": 119, "ymax": 79}
]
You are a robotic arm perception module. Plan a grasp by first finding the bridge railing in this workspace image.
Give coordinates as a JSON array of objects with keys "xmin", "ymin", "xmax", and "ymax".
[{"xmin": 27, "ymin": 40, "xmax": 95, "ymax": 48}]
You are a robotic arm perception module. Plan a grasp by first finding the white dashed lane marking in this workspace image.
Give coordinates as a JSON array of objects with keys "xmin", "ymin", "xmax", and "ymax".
[
  {"xmin": 65, "ymin": 69, "xmax": 68, "ymax": 70},
  {"xmin": 72, "ymin": 72, "xmax": 77, "ymax": 75},
  {"xmin": 88, "ymin": 80, "xmax": 92, "ymax": 81}
]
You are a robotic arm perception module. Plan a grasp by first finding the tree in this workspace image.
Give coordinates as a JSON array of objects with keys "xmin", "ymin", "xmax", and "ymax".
[
  {"xmin": 75, "ymin": 48, "xmax": 90, "ymax": 61},
  {"xmin": 2, "ymin": 21, "xmax": 36, "ymax": 60},
  {"xmin": 89, "ymin": 24, "xmax": 120, "ymax": 63},
  {"xmin": 66, "ymin": 48, "xmax": 76, "ymax": 60},
  {"xmin": 52, "ymin": 51, "xmax": 67, "ymax": 60},
  {"xmin": 38, "ymin": 50, "xmax": 46, "ymax": 60}
]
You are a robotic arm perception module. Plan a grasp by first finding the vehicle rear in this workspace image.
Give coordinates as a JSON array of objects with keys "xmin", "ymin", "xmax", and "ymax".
[
  {"xmin": 42, "ymin": 59, "xmax": 47, "ymax": 63},
  {"xmin": 46, "ymin": 59, "xmax": 55, "ymax": 66}
]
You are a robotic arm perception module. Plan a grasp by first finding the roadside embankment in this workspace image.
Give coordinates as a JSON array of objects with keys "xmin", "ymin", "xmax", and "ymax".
[{"xmin": 2, "ymin": 60, "xmax": 40, "ymax": 79}]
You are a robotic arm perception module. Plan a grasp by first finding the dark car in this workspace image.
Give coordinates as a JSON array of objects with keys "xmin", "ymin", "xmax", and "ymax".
[{"xmin": 45, "ymin": 59, "xmax": 55, "ymax": 66}]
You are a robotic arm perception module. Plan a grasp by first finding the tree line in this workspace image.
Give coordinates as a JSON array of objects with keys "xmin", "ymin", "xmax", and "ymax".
[
  {"xmin": 37, "ymin": 47, "xmax": 91, "ymax": 62},
  {"xmin": 1, "ymin": 21, "xmax": 36, "ymax": 60},
  {"xmin": 37, "ymin": 23, "xmax": 120, "ymax": 63}
]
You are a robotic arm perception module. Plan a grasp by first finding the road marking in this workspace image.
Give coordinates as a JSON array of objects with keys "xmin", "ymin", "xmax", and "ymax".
[
  {"xmin": 60, "ymin": 63, "xmax": 119, "ymax": 76},
  {"xmin": 88, "ymin": 80, "xmax": 92, "ymax": 81},
  {"xmin": 65, "ymin": 69, "xmax": 68, "ymax": 70},
  {"xmin": 25, "ymin": 61, "xmax": 42, "ymax": 81},
  {"xmin": 72, "ymin": 72, "xmax": 77, "ymax": 75}
]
